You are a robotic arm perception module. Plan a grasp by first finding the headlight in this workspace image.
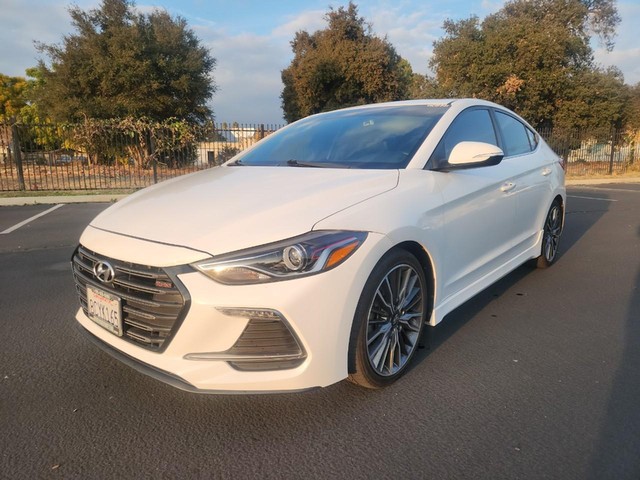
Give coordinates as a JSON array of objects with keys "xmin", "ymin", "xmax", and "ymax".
[{"xmin": 192, "ymin": 230, "xmax": 368, "ymax": 285}]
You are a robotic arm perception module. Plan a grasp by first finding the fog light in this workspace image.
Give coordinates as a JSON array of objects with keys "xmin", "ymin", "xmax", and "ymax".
[{"xmin": 184, "ymin": 308, "xmax": 307, "ymax": 371}]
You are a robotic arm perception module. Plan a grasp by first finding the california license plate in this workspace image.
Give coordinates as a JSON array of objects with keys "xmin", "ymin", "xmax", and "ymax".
[{"xmin": 87, "ymin": 285, "xmax": 123, "ymax": 336}]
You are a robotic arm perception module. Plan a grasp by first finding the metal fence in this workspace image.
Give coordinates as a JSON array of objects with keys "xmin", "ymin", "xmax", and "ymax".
[
  {"xmin": 538, "ymin": 127, "xmax": 638, "ymax": 177},
  {"xmin": 0, "ymin": 122, "xmax": 637, "ymax": 192},
  {"xmin": 0, "ymin": 122, "xmax": 282, "ymax": 191}
]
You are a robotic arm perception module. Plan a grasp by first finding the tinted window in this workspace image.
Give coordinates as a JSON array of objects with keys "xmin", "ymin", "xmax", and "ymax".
[
  {"xmin": 495, "ymin": 111, "xmax": 532, "ymax": 156},
  {"xmin": 235, "ymin": 106, "xmax": 447, "ymax": 169},
  {"xmin": 430, "ymin": 109, "xmax": 497, "ymax": 165},
  {"xmin": 526, "ymin": 127, "xmax": 538, "ymax": 150}
]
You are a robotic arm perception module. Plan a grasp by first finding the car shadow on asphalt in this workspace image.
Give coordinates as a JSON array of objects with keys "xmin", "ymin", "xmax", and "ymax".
[
  {"xmin": 409, "ymin": 191, "xmax": 611, "ymax": 374},
  {"xmin": 587, "ymin": 224, "xmax": 640, "ymax": 479}
]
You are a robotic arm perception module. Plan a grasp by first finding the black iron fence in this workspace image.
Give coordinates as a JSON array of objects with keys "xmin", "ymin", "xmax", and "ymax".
[
  {"xmin": 0, "ymin": 121, "xmax": 282, "ymax": 191},
  {"xmin": 0, "ymin": 122, "xmax": 637, "ymax": 192},
  {"xmin": 537, "ymin": 127, "xmax": 638, "ymax": 177}
]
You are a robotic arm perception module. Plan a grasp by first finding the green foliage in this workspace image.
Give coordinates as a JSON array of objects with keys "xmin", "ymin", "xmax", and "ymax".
[
  {"xmin": 429, "ymin": 0, "xmax": 625, "ymax": 130},
  {"xmin": 280, "ymin": 2, "xmax": 412, "ymax": 122},
  {"xmin": 67, "ymin": 117, "xmax": 199, "ymax": 167},
  {"xmin": 32, "ymin": 0, "xmax": 215, "ymax": 123},
  {"xmin": 407, "ymin": 74, "xmax": 441, "ymax": 100},
  {"xmin": 627, "ymin": 83, "xmax": 640, "ymax": 132},
  {"xmin": 554, "ymin": 67, "xmax": 628, "ymax": 136}
]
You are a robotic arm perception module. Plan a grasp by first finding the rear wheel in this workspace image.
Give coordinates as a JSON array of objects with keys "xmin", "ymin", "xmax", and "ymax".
[
  {"xmin": 536, "ymin": 200, "xmax": 563, "ymax": 268},
  {"xmin": 348, "ymin": 250, "xmax": 427, "ymax": 388}
]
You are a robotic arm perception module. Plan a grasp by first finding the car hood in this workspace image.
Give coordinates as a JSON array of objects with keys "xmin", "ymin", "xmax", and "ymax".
[{"xmin": 90, "ymin": 166, "xmax": 398, "ymax": 256}]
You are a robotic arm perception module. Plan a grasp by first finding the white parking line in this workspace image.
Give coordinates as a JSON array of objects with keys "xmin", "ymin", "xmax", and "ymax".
[
  {"xmin": 578, "ymin": 186, "xmax": 640, "ymax": 193},
  {"xmin": 1, "ymin": 204, "xmax": 65, "ymax": 234},
  {"xmin": 567, "ymin": 195, "xmax": 617, "ymax": 202}
]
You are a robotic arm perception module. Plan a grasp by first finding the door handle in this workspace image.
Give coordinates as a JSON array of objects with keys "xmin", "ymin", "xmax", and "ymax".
[
  {"xmin": 542, "ymin": 167, "xmax": 552, "ymax": 176},
  {"xmin": 500, "ymin": 182, "xmax": 516, "ymax": 193}
]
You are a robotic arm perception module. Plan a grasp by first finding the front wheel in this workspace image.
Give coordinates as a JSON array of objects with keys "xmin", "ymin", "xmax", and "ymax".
[
  {"xmin": 348, "ymin": 250, "xmax": 427, "ymax": 389},
  {"xmin": 536, "ymin": 200, "xmax": 563, "ymax": 268}
]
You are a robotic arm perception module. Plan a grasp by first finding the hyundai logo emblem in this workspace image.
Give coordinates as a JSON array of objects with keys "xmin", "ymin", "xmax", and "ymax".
[{"xmin": 94, "ymin": 261, "xmax": 116, "ymax": 284}]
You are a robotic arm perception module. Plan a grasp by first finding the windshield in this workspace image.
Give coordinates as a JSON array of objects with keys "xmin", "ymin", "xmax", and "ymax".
[{"xmin": 233, "ymin": 105, "xmax": 448, "ymax": 169}]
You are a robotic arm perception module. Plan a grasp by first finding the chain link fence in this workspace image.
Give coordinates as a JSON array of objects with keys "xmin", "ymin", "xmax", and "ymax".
[{"xmin": 0, "ymin": 121, "xmax": 637, "ymax": 192}]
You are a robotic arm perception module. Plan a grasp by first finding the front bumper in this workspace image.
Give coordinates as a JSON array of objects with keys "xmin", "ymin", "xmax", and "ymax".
[{"xmin": 75, "ymin": 229, "xmax": 392, "ymax": 392}]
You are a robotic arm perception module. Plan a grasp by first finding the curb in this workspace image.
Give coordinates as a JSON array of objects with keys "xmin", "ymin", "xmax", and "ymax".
[
  {"xmin": 0, "ymin": 194, "xmax": 129, "ymax": 206},
  {"xmin": 565, "ymin": 177, "xmax": 640, "ymax": 186}
]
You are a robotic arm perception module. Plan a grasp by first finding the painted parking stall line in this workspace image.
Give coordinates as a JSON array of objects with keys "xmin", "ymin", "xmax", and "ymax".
[
  {"xmin": 1, "ymin": 204, "xmax": 65, "ymax": 234},
  {"xmin": 580, "ymin": 186, "xmax": 640, "ymax": 194},
  {"xmin": 567, "ymin": 195, "xmax": 617, "ymax": 202}
]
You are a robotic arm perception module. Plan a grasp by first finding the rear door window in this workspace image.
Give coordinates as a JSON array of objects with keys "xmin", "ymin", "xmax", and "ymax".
[{"xmin": 494, "ymin": 111, "xmax": 533, "ymax": 156}]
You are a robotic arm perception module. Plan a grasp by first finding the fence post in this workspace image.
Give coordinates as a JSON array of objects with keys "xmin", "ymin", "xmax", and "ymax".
[
  {"xmin": 608, "ymin": 128, "xmax": 616, "ymax": 175},
  {"xmin": 149, "ymin": 130, "xmax": 158, "ymax": 184},
  {"xmin": 260, "ymin": 124, "xmax": 265, "ymax": 140},
  {"xmin": 10, "ymin": 122, "xmax": 26, "ymax": 191}
]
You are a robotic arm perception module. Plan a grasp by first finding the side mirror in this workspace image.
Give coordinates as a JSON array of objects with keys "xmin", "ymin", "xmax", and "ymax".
[{"xmin": 446, "ymin": 141, "xmax": 504, "ymax": 169}]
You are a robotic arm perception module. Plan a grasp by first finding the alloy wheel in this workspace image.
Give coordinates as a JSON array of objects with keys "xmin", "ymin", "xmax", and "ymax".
[
  {"xmin": 365, "ymin": 264, "xmax": 424, "ymax": 377},
  {"xmin": 543, "ymin": 204, "xmax": 562, "ymax": 263}
]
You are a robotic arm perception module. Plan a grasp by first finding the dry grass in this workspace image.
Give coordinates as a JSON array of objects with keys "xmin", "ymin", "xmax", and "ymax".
[{"xmin": 0, "ymin": 161, "xmax": 638, "ymax": 195}]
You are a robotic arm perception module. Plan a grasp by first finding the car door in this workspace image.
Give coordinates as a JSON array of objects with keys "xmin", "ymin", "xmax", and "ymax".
[
  {"xmin": 429, "ymin": 107, "xmax": 520, "ymax": 302},
  {"xmin": 492, "ymin": 110, "xmax": 551, "ymax": 252}
]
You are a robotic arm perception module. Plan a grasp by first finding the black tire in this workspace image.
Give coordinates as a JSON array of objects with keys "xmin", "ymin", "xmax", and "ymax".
[
  {"xmin": 536, "ymin": 199, "xmax": 563, "ymax": 269},
  {"xmin": 348, "ymin": 249, "xmax": 427, "ymax": 389}
]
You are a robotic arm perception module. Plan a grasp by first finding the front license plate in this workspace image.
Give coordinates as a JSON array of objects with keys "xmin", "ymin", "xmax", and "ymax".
[{"xmin": 87, "ymin": 286, "xmax": 123, "ymax": 336}]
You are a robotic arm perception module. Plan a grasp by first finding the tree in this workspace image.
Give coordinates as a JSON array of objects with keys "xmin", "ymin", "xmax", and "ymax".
[
  {"xmin": 407, "ymin": 73, "xmax": 440, "ymax": 100},
  {"xmin": 0, "ymin": 74, "xmax": 28, "ymax": 122},
  {"xmin": 553, "ymin": 67, "xmax": 628, "ymax": 134},
  {"xmin": 429, "ymin": 0, "xmax": 622, "ymax": 130},
  {"xmin": 627, "ymin": 83, "xmax": 640, "ymax": 132},
  {"xmin": 32, "ymin": 0, "xmax": 215, "ymax": 123},
  {"xmin": 280, "ymin": 2, "xmax": 412, "ymax": 122}
]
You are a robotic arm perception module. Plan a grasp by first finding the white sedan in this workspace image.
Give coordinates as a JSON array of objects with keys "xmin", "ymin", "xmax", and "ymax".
[{"xmin": 72, "ymin": 99, "xmax": 565, "ymax": 392}]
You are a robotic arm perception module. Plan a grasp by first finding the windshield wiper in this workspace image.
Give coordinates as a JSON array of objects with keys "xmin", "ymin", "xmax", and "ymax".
[
  {"xmin": 228, "ymin": 159, "xmax": 244, "ymax": 166},
  {"xmin": 285, "ymin": 159, "xmax": 350, "ymax": 168}
]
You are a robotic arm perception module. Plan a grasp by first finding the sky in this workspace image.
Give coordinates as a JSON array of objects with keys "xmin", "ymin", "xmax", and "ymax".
[{"xmin": 1, "ymin": 0, "xmax": 638, "ymax": 124}]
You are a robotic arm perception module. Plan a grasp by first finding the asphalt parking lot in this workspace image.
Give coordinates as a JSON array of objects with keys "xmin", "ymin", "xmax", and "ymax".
[{"xmin": 1, "ymin": 183, "xmax": 639, "ymax": 479}]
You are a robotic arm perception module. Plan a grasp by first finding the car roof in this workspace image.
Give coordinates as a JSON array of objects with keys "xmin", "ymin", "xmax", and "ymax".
[{"xmin": 329, "ymin": 98, "xmax": 506, "ymax": 112}]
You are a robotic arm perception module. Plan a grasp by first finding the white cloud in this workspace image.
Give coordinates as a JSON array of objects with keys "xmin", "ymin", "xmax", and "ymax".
[
  {"xmin": 480, "ymin": 0, "xmax": 506, "ymax": 13},
  {"xmin": 369, "ymin": 6, "xmax": 444, "ymax": 75},
  {"xmin": 193, "ymin": 25, "xmax": 292, "ymax": 123},
  {"xmin": 198, "ymin": 9, "xmax": 329, "ymax": 123},
  {"xmin": 271, "ymin": 10, "xmax": 326, "ymax": 38},
  {"xmin": 593, "ymin": 2, "xmax": 640, "ymax": 84},
  {"xmin": 0, "ymin": 0, "xmax": 77, "ymax": 76},
  {"xmin": 595, "ymin": 46, "xmax": 640, "ymax": 84}
]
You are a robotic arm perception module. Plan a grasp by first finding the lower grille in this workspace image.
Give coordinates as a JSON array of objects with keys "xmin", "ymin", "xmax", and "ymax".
[
  {"xmin": 72, "ymin": 245, "xmax": 189, "ymax": 352},
  {"xmin": 220, "ymin": 308, "xmax": 307, "ymax": 371}
]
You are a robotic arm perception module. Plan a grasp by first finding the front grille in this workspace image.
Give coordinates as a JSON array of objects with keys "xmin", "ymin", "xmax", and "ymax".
[{"xmin": 72, "ymin": 245, "xmax": 189, "ymax": 352}]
